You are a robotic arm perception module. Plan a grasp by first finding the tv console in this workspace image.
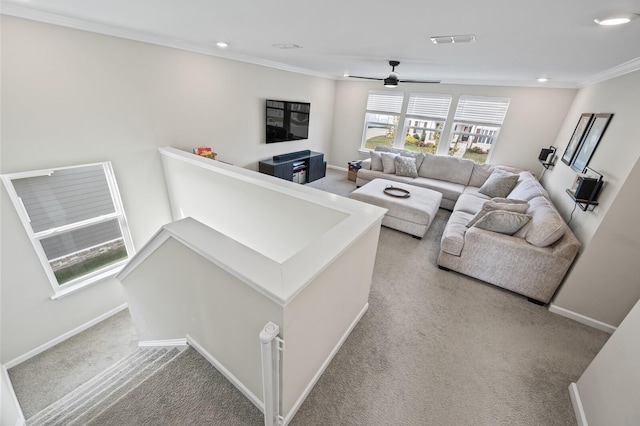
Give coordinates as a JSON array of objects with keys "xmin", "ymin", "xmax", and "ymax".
[{"xmin": 259, "ymin": 150, "xmax": 326, "ymax": 183}]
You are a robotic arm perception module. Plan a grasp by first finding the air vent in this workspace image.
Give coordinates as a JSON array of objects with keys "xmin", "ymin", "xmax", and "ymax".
[
  {"xmin": 430, "ymin": 34, "xmax": 476, "ymax": 44},
  {"xmin": 272, "ymin": 43, "xmax": 303, "ymax": 49}
]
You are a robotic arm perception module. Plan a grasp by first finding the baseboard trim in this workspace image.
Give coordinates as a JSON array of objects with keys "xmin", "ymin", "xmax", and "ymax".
[
  {"xmin": 282, "ymin": 302, "xmax": 369, "ymax": 425},
  {"xmin": 1, "ymin": 365, "xmax": 26, "ymax": 426},
  {"xmin": 569, "ymin": 382, "xmax": 588, "ymax": 426},
  {"xmin": 138, "ymin": 338, "xmax": 188, "ymax": 348},
  {"xmin": 4, "ymin": 303, "xmax": 128, "ymax": 369},
  {"xmin": 548, "ymin": 303, "xmax": 617, "ymax": 334},
  {"xmin": 327, "ymin": 164, "xmax": 347, "ymax": 172},
  {"xmin": 186, "ymin": 335, "xmax": 264, "ymax": 413}
]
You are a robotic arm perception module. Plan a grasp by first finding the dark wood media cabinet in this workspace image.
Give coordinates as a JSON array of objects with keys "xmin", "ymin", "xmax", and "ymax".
[{"xmin": 258, "ymin": 150, "xmax": 326, "ymax": 183}]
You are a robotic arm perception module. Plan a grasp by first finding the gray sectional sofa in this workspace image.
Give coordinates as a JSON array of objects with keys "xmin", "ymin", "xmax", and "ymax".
[{"xmin": 356, "ymin": 146, "xmax": 580, "ymax": 304}]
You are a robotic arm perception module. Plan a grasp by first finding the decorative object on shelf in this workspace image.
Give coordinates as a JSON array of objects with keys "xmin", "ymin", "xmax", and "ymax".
[
  {"xmin": 193, "ymin": 146, "xmax": 217, "ymax": 160},
  {"xmin": 566, "ymin": 167, "xmax": 604, "ymax": 211},
  {"xmin": 561, "ymin": 113, "xmax": 593, "ymax": 165},
  {"xmin": 538, "ymin": 146, "xmax": 557, "ymax": 169},
  {"xmin": 383, "ymin": 185, "xmax": 411, "ymax": 198},
  {"xmin": 571, "ymin": 113, "xmax": 613, "ymax": 172}
]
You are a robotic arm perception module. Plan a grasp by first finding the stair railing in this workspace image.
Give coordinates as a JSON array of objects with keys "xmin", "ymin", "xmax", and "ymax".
[{"xmin": 260, "ymin": 322, "xmax": 284, "ymax": 426}]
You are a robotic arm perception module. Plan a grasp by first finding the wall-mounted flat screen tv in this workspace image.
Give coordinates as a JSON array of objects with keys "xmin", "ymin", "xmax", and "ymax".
[{"xmin": 266, "ymin": 99, "xmax": 310, "ymax": 143}]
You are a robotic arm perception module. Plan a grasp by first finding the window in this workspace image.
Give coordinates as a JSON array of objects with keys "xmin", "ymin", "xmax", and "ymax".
[
  {"xmin": 402, "ymin": 93, "xmax": 452, "ymax": 154},
  {"xmin": 448, "ymin": 96, "xmax": 510, "ymax": 163},
  {"xmin": 1, "ymin": 162, "xmax": 135, "ymax": 298},
  {"xmin": 361, "ymin": 91, "xmax": 404, "ymax": 151}
]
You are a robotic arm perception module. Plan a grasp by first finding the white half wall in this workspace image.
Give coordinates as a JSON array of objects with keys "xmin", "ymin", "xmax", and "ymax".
[
  {"xmin": 571, "ymin": 299, "xmax": 640, "ymax": 425},
  {"xmin": 0, "ymin": 16, "xmax": 336, "ymax": 364}
]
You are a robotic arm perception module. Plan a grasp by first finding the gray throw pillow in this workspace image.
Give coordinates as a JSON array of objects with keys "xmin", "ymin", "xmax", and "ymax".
[
  {"xmin": 394, "ymin": 156, "xmax": 418, "ymax": 178},
  {"xmin": 478, "ymin": 169, "xmax": 520, "ymax": 198},
  {"xmin": 467, "ymin": 199, "xmax": 530, "ymax": 227},
  {"xmin": 370, "ymin": 151, "xmax": 383, "ymax": 171},
  {"xmin": 381, "ymin": 152, "xmax": 398, "ymax": 174},
  {"xmin": 472, "ymin": 210, "xmax": 531, "ymax": 235}
]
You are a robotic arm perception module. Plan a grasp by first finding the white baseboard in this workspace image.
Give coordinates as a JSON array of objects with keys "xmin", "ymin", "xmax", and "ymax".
[
  {"xmin": 569, "ymin": 382, "xmax": 588, "ymax": 426},
  {"xmin": 4, "ymin": 303, "xmax": 128, "ymax": 369},
  {"xmin": 1, "ymin": 365, "xmax": 26, "ymax": 426},
  {"xmin": 186, "ymin": 335, "xmax": 264, "ymax": 413},
  {"xmin": 548, "ymin": 303, "xmax": 617, "ymax": 334},
  {"xmin": 138, "ymin": 338, "xmax": 188, "ymax": 348},
  {"xmin": 327, "ymin": 164, "xmax": 347, "ymax": 172},
  {"xmin": 282, "ymin": 302, "xmax": 369, "ymax": 425}
]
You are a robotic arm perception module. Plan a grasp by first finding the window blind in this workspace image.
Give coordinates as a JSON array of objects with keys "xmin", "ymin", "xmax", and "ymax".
[
  {"xmin": 406, "ymin": 93, "xmax": 452, "ymax": 119},
  {"xmin": 366, "ymin": 91, "xmax": 404, "ymax": 114},
  {"xmin": 454, "ymin": 96, "xmax": 510, "ymax": 125},
  {"xmin": 12, "ymin": 165, "xmax": 115, "ymax": 234}
]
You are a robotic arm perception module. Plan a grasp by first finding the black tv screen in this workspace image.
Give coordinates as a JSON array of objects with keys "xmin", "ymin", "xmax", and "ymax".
[{"xmin": 266, "ymin": 100, "xmax": 310, "ymax": 143}]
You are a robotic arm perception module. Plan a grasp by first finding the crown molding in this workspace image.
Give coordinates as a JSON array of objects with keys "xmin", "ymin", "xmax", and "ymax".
[
  {"xmin": 578, "ymin": 56, "xmax": 640, "ymax": 87},
  {"xmin": 0, "ymin": 3, "xmax": 333, "ymax": 80}
]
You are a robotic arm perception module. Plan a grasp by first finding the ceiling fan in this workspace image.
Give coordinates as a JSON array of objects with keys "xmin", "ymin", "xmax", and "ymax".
[{"xmin": 348, "ymin": 60, "xmax": 440, "ymax": 87}]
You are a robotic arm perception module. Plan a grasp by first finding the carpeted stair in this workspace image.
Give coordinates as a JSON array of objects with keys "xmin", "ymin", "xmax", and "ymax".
[{"xmin": 27, "ymin": 347, "xmax": 182, "ymax": 426}]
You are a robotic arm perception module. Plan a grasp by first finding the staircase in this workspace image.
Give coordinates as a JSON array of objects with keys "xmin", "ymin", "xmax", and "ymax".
[{"xmin": 27, "ymin": 347, "xmax": 182, "ymax": 426}]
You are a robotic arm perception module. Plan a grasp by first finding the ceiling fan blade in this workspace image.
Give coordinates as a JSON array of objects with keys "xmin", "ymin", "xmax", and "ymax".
[
  {"xmin": 399, "ymin": 79, "xmax": 441, "ymax": 84},
  {"xmin": 348, "ymin": 75, "xmax": 383, "ymax": 81}
]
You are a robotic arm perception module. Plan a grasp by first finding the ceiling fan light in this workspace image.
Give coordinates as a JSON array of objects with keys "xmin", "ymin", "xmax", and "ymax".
[{"xmin": 383, "ymin": 77, "xmax": 398, "ymax": 87}]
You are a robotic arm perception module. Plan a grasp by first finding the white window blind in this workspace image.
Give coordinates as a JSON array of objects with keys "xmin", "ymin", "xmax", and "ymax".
[
  {"xmin": 406, "ymin": 93, "xmax": 452, "ymax": 119},
  {"xmin": 454, "ymin": 96, "xmax": 510, "ymax": 124},
  {"xmin": 366, "ymin": 91, "xmax": 404, "ymax": 113}
]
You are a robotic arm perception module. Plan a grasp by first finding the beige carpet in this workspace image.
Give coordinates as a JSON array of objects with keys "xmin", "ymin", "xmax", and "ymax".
[{"xmin": 11, "ymin": 168, "xmax": 610, "ymax": 425}]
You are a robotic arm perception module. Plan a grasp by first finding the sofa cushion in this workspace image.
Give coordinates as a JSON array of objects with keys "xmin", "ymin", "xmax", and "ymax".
[
  {"xmin": 513, "ymin": 196, "xmax": 566, "ymax": 247},
  {"xmin": 375, "ymin": 146, "xmax": 425, "ymax": 170},
  {"xmin": 412, "ymin": 177, "xmax": 465, "ymax": 203},
  {"xmin": 418, "ymin": 154, "xmax": 475, "ymax": 185},
  {"xmin": 472, "ymin": 210, "xmax": 531, "ymax": 235},
  {"xmin": 381, "ymin": 152, "xmax": 398, "ymax": 174},
  {"xmin": 468, "ymin": 163, "xmax": 495, "ymax": 187},
  {"xmin": 478, "ymin": 168, "xmax": 520, "ymax": 198},
  {"xmin": 462, "ymin": 186, "xmax": 492, "ymax": 200},
  {"xmin": 394, "ymin": 155, "xmax": 419, "ymax": 178},
  {"xmin": 508, "ymin": 172, "xmax": 550, "ymax": 201},
  {"xmin": 440, "ymin": 211, "xmax": 473, "ymax": 256},
  {"xmin": 466, "ymin": 198, "xmax": 530, "ymax": 227},
  {"xmin": 453, "ymin": 193, "xmax": 489, "ymax": 214},
  {"xmin": 370, "ymin": 151, "xmax": 383, "ymax": 171}
]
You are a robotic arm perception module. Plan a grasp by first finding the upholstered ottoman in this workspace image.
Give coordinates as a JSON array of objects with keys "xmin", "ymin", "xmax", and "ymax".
[{"xmin": 349, "ymin": 179, "xmax": 442, "ymax": 238}]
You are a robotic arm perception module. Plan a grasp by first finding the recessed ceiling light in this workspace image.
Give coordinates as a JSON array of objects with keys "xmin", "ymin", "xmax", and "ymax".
[
  {"xmin": 216, "ymin": 42, "xmax": 229, "ymax": 48},
  {"xmin": 343, "ymin": 73, "xmax": 350, "ymax": 77},
  {"xmin": 594, "ymin": 13, "xmax": 638, "ymax": 26},
  {"xmin": 430, "ymin": 34, "xmax": 476, "ymax": 44},
  {"xmin": 537, "ymin": 77, "xmax": 549, "ymax": 82}
]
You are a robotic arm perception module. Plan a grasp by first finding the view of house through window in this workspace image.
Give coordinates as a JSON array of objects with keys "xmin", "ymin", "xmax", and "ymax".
[
  {"xmin": 1, "ymin": 163, "xmax": 134, "ymax": 295},
  {"xmin": 448, "ymin": 96, "xmax": 510, "ymax": 163},
  {"xmin": 403, "ymin": 93, "xmax": 452, "ymax": 154}
]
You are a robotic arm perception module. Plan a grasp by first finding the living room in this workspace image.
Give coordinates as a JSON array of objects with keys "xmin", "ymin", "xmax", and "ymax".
[{"xmin": 1, "ymin": 2, "xmax": 640, "ymax": 425}]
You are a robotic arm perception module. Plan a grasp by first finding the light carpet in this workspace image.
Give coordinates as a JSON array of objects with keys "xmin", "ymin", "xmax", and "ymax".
[{"xmin": 10, "ymin": 168, "xmax": 610, "ymax": 425}]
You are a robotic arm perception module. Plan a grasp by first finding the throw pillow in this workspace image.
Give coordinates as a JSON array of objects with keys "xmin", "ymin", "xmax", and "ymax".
[
  {"xmin": 472, "ymin": 210, "xmax": 531, "ymax": 235},
  {"xmin": 467, "ymin": 199, "xmax": 529, "ymax": 227},
  {"xmin": 478, "ymin": 169, "xmax": 520, "ymax": 198},
  {"xmin": 370, "ymin": 151, "xmax": 383, "ymax": 171},
  {"xmin": 381, "ymin": 152, "xmax": 398, "ymax": 174},
  {"xmin": 394, "ymin": 156, "xmax": 418, "ymax": 178}
]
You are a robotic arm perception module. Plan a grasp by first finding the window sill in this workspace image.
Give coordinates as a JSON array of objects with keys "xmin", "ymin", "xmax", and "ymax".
[{"xmin": 50, "ymin": 266, "xmax": 124, "ymax": 300}]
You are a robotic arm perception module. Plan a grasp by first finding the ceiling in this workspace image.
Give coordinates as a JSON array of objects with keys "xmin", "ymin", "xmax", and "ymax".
[{"xmin": 3, "ymin": 0, "xmax": 640, "ymax": 88}]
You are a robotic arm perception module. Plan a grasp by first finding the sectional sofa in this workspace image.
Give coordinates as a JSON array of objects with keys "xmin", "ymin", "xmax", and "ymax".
[{"xmin": 356, "ymin": 146, "xmax": 580, "ymax": 304}]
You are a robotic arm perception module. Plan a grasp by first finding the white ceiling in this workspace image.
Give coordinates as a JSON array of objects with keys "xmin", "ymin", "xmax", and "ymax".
[{"xmin": 3, "ymin": 0, "xmax": 640, "ymax": 88}]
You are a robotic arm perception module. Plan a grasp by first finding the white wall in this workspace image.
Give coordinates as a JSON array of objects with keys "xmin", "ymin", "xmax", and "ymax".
[
  {"xmin": 329, "ymin": 80, "xmax": 577, "ymax": 174},
  {"xmin": 545, "ymin": 70, "xmax": 640, "ymax": 327},
  {"xmin": 573, "ymin": 298, "xmax": 640, "ymax": 425},
  {"xmin": 0, "ymin": 16, "xmax": 336, "ymax": 364}
]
